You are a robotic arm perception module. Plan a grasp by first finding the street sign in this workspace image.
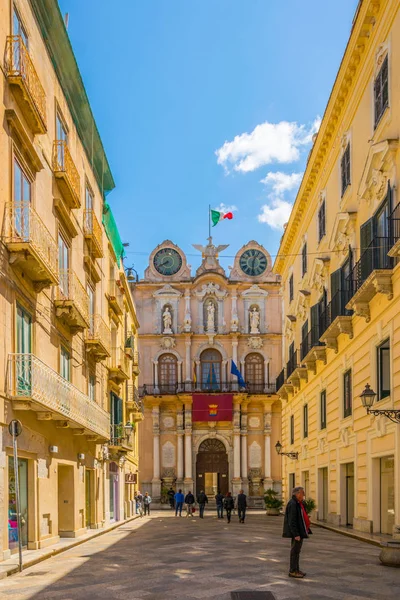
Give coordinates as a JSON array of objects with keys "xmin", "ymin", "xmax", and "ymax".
[{"xmin": 8, "ymin": 420, "xmax": 22, "ymax": 437}]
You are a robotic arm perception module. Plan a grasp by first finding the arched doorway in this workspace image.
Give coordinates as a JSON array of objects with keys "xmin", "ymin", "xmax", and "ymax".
[
  {"xmin": 200, "ymin": 349, "xmax": 222, "ymax": 391},
  {"xmin": 245, "ymin": 352, "xmax": 265, "ymax": 393},
  {"xmin": 196, "ymin": 439, "xmax": 228, "ymax": 496}
]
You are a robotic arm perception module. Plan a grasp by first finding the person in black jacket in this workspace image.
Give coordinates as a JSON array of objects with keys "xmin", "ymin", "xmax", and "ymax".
[
  {"xmin": 197, "ymin": 490, "xmax": 208, "ymax": 518},
  {"xmin": 185, "ymin": 491, "xmax": 195, "ymax": 517},
  {"xmin": 223, "ymin": 492, "xmax": 235, "ymax": 523},
  {"xmin": 282, "ymin": 486, "xmax": 312, "ymax": 578},
  {"xmin": 215, "ymin": 491, "xmax": 224, "ymax": 519},
  {"xmin": 236, "ymin": 489, "xmax": 247, "ymax": 523}
]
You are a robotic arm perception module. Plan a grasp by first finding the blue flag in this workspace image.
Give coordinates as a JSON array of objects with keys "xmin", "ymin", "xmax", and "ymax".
[{"xmin": 231, "ymin": 360, "xmax": 246, "ymax": 388}]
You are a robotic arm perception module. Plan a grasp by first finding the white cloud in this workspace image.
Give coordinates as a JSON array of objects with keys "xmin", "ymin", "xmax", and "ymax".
[
  {"xmin": 215, "ymin": 117, "xmax": 321, "ymax": 173},
  {"xmin": 213, "ymin": 203, "xmax": 238, "ymax": 214},
  {"xmin": 260, "ymin": 171, "xmax": 303, "ymax": 194},
  {"xmin": 257, "ymin": 199, "xmax": 293, "ymax": 230}
]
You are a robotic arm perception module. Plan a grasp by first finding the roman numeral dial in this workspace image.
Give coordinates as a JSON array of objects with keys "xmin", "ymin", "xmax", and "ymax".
[{"xmin": 239, "ymin": 249, "xmax": 267, "ymax": 277}]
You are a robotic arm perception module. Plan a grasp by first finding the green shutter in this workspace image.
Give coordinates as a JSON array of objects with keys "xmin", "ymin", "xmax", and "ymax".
[{"xmin": 360, "ymin": 218, "xmax": 374, "ymax": 282}]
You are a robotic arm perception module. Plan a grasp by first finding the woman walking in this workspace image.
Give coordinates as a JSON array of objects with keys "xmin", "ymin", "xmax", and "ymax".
[{"xmin": 223, "ymin": 492, "xmax": 235, "ymax": 523}]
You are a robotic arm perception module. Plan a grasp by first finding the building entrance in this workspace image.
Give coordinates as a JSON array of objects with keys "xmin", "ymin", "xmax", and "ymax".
[{"xmin": 196, "ymin": 439, "xmax": 228, "ymax": 496}]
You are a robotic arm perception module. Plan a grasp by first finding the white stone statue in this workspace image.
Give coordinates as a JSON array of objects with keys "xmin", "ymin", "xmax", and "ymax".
[
  {"xmin": 162, "ymin": 306, "xmax": 173, "ymax": 334},
  {"xmin": 250, "ymin": 307, "xmax": 260, "ymax": 334},
  {"xmin": 206, "ymin": 301, "xmax": 215, "ymax": 332}
]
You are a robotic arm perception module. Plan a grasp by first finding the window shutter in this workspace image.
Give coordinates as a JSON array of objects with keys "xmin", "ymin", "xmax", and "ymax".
[
  {"xmin": 360, "ymin": 218, "xmax": 374, "ymax": 282},
  {"xmin": 382, "ymin": 55, "xmax": 388, "ymax": 109},
  {"xmin": 310, "ymin": 303, "xmax": 319, "ymax": 345},
  {"xmin": 330, "ymin": 269, "xmax": 341, "ymax": 320}
]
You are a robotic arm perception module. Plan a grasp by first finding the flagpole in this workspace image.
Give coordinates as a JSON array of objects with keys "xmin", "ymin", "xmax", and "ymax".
[{"xmin": 208, "ymin": 204, "xmax": 211, "ymax": 239}]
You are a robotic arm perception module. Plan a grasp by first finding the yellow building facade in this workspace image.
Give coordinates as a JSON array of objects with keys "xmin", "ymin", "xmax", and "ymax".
[
  {"xmin": 0, "ymin": 0, "xmax": 141, "ymax": 561},
  {"xmin": 274, "ymin": 0, "xmax": 400, "ymax": 537}
]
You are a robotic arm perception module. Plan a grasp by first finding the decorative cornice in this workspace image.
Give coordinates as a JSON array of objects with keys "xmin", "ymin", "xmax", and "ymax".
[{"xmin": 273, "ymin": 0, "xmax": 385, "ymax": 275}]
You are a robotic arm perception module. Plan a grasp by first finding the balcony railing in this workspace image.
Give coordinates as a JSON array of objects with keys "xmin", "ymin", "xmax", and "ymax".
[
  {"xmin": 5, "ymin": 35, "xmax": 47, "ymax": 133},
  {"xmin": 107, "ymin": 279, "xmax": 124, "ymax": 316},
  {"xmin": 109, "ymin": 346, "xmax": 130, "ymax": 382},
  {"xmin": 139, "ymin": 381, "xmax": 276, "ymax": 396},
  {"xmin": 347, "ymin": 236, "xmax": 397, "ymax": 296},
  {"xmin": 127, "ymin": 384, "xmax": 143, "ymax": 411},
  {"xmin": 286, "ymin": 351, "xmax": 300, "ymax": 379},
  {"xmin": 276, "ymin": 368, "xmax": 286, "ymax": 392},
  {"xmin": 83, "ymin": 209, "xmax": 103, "ymax": 258},
  {"xmin": 55, "ymin": 269, "xmax": 90, "ymax": 330},
  {"xmin": 319, "ymin": 289, "xmax": 353, "ymax": 337},
  {"xmin": 388, "ymin": 202, "xmax": 400, "ymax": 257},
  {"xmin": 52, "ymin": 140, "xmax": 81, "ymax": 208},
  {"xmin": 7, "ymin": 354, "xmax": 110, "ymax": 439},
  {"xmin": 85, "ymin": 314, "xmax": 111, "ymax": 358},
  {"xmin": 109, "ymin": 423, "xmax": 133, "ymax": 448},
  {"xmin": 3, "ymin": 201, "xmax": 59, "ymax": 289},
  {"xmin": 300, "ymin": 327, "xmax": 325, "ymax": 361}
]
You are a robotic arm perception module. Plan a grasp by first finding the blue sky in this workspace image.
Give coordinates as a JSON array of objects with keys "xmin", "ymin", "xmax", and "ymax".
[{"xmin": 58, "ymin": 0, "xmax": 359, "ymax": 277}]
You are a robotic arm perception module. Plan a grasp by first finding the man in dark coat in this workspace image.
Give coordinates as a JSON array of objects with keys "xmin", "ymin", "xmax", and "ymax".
[
  {"xmin": 197, "ymin": 490, "xmax": 208, "ymax": 518},
  {"xmin": 167, "ymin": 487, "xmax": 175, "ymax": 509},
  {"xmin": 282, "ymin": 486, "xmax": 312, "ymax": 578},
  {"xmin": 237, "ymin": 489, "xmax": 247, "ymax": 523},
  {"xmin": 215, "ymin": 490, "xmax": 224, "ymax": 519},
  {"xmin": 185, "ymin": 491, "xmax": 195, "ymax": 517}
]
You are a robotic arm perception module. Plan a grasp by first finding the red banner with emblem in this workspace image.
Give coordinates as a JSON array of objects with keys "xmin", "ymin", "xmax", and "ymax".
[{"xmin": 192, "ymin": 394, "xmax": 233, "ymax": 421}]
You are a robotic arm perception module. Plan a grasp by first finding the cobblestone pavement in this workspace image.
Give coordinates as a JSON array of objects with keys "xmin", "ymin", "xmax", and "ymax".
[{"xmin": 0, "ymin": 510, "xmax": 399, "ymax": 600}]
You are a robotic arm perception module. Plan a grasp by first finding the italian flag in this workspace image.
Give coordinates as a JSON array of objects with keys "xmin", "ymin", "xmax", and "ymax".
[{"xmin": 211, "ymin": 209, "xmax": 234, "ymax": 227}]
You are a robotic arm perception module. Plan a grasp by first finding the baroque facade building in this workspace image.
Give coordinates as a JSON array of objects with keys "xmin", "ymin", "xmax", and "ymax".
[
  {"xmin": 0, "ymin": 0, "xmax": 141, "ymax": 561},
  {"xmin": 274, "ymin": 0, "xmax": 400, "ymax": 538},
  {"xmin": 133, "ymin": 238, "xmax": 282, "ymax": 504}
]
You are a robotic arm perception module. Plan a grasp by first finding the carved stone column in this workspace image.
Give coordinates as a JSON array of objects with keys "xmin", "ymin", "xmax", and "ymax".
[
  {"xmin": 195, "ymin": 360, "xmax": 201, "ymax": 390},
  {"xmin": 231, "ymin": 336, "xmax": 239, "ymax": 391},
  {"xmin": 263, "ymin": 409, "xmax": 273, "ymax": 490},
  {"xmin": 153, "ymin": 360, "xmax": 160, "ymax": 394},
  {"xmin": 241, "ymin": 402, "xmax": 249, "ymax": 494},
  {"xmin": 185, "ymin": 336, "xmax": 191, "ymax": 382},
  {"xmin": 264, "ymin": 358, "xmax": 270, "ymax": 391},
  {"xmin": 232, "ymin": 400, "xmax": 242, "ymax": 494},
  {"xmin": 176, "ymin": 403, "xmax": 184, "ymax": 484},
  {"xmin": 177, "ymin": 360, "xmax": 182, "ymax": 391},
  {"xmin": 184, "ymin": 403, "xmax": 193, "ymax": 492},
  {"xmin": 152, "ymin": 403, "xmax": 161, "ymax": 498},
  {"xmin": 184, "ymin": 289, "xmax": 191, "ymax": 332},
  {"xmin": 231, "ymin": 289, "xmax": 239, "ymax": 332}
]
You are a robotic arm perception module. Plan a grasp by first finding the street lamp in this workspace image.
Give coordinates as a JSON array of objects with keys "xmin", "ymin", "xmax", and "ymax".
[
  {"xmin": 275, "ymin": 440, "xmax": 298, "ymax": 460},
  {"xmin": 124, "ymin": 422, "xmax": 134, "ymax": 436},
  {"xmin": 360, "ymin": 383, "xmax": 400, "ymax": 424}
]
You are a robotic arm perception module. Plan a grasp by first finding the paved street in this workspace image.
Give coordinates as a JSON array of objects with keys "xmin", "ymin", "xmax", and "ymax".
[{"xmin": 0, "ymin": 511, "xmax": 399, "ymax": 600}]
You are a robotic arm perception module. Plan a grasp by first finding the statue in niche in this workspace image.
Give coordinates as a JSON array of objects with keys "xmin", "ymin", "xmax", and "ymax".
[
  {"xmin": 206, "ymin": 301, "xmax": 215, "ymax": 332},
  {"xmin": 162, "ymin": 306, "xmax": 173, "ymax": 334},
  {"xmin": 250, "ymin": 306, "xmax": 260, "ymax": 334}
]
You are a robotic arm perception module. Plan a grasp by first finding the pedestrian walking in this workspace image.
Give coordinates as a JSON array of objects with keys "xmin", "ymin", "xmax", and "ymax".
[
  {"xmin": 215, "ymin": 490, "xmax": 224, "ymax": 519},
  {"xmin": 223, "ymin": 492, "xmax": 235, "ymax": 523},
  {"xmin": 167, "ymin": 487, "xmax": 175, "ymax": 509},
  {"xmin": 237, "ymin": 489, "xmax": 247, "ymax": 523},
  {"xmin": 197, "ymin": 490, "xmax": 208, "ymax": 518},
  {"xmin": 185, "ymin": 491, "xmax": 195, "ymax": 517},
  {"xmin": 135, "ymin": 491, "xmax": 143, "ymax": 516},
  {"xmin": 282, "ymin": 486, "xmax": 312, "ymax": 579},
  {"xmin": 174, "ymin": 488, "xmax": 185, "ymax": 517},
  {"xmin": 143, "ymin": 491, "xmax": 152, "ymax": 516}
]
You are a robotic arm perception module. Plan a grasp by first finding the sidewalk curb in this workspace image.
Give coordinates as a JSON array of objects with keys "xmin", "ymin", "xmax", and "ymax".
[
  {"xmin": 311, "ymin": 519, "xmax": 382, "ymax": 547},
  {"xmin": 0, "ymin": 515, "xmax": 141, "ymax": 579}
]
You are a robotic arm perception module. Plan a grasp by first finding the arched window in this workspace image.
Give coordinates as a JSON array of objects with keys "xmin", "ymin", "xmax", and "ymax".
[
  {"xmin": 203, "ymin": 298, "xmax": 218, "ymax": 332},
  {"xmin": 245, "ymin": 353, "xmax": 264, "ymax": 393},
  {"xmin": 158, "ymin": 353, "xmax": 177, "ymax": 393},
  {"xmin": 200, "ymin": 349, "xmax": 222, "ymax": 391}
]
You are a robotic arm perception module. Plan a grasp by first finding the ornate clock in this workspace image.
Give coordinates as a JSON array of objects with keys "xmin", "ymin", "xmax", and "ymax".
[
  {"xmin": 153, "ymin": 248, "xmax": 182, "ymax": 276},
  {"xmin": 239, "ymin": 249, "xmax": 268, "ymax": 277}
]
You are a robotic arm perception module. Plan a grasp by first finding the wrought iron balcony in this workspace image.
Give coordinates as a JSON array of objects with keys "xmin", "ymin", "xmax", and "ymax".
[
  {"xmin": 139, "ymin": 381, "xmax": 276, "ymax": 396},
  {"xmin": 109, "ymin": 423, "xmax": 133, "ymax": 450},
  {"xmin": 286, "ymin": 351, "xmax": 300, "ymax": 380},
  {"xmin": 85, "ymin": 315, "xmax": 111, "ymax": 360},
  {"xmin": 5, "ymin": 35, "xmax": 47, "ymax": 133},
  {"xmin": 7, "ymin": 353, "xmax": 110, "ymax": 439},
  {"xmin": 276, "ymin": 369, "xmax": 286, "ymax": 392},
  {"xmin": 108, "ymin": 346, "xmax": 131, "ymax": 383},
  {"xmin": 319, "ymin": 290, "xmax": 353, "ymax": 351},
  {"xmin": 346, "ymin": 236, "xmax": 398, "ymax": 321},
  {"xmin": 52, "ymin": 140, "xmax": 81, "ymax": 209},
  {"xmin": 300, "ymin": 327, "xmax": 326, "ymax": 362},
  {"xmin": 54, "ymin": 269, "xmax": 90, "ymax": 332},
  {"xmin": 107, "ymin": 279, "xmax": 124, "ymax": 316},
  {"xmin": 83, "ymin": 209, "xmax": 103, "ymax": 258},
  {"xmin": 127, "ymin": 384, "xmax": 144, "ymax": 421},
  {"xmin": 3, "ymin": 201, "xmax": 58, "ymax": 291}
]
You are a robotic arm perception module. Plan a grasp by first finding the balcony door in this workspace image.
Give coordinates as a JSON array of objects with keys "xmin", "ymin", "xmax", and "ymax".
[
  {"xmin": 16, "ymin": 304, "xmax": 32, "ymax": 395},
  {"xmin": 13, "ymin": 159, "xmax": 31, "ymax": 238},
  {"xmin": 200, "ymin": 349, "xmax": 222, "ymax": 391},
  {"xmin": 245, "ymin": 353, "xmax": 264, "ymax": 393},
  {"xmin": 56, "ymin": 113, "xmax": 68, "ymax": 167},
  {"xmin": 58, "ymin": 233, "xmax": 69, "ymax": 296},
  {"xmin": 87, "ymin": 284, "xmax": 95, "ymax": 333}
]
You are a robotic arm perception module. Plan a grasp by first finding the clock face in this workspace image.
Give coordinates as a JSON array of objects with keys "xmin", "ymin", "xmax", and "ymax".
[
  {"xmin": 239, "ymin": 249, "xmax": 268, "ymax": 277},
  {"xmin": 153, "ymin": 248, "xmax": 183, "ymax": 276}
]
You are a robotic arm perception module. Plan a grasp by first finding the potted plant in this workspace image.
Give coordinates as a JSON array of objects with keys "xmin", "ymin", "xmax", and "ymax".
[
  {"xmin": 303, "ymin": 497, "xmax": 316, "ymax": 516},
  {"xmin": 264, "ymin": 488, "xmax": 283, "ymax": 516}
]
